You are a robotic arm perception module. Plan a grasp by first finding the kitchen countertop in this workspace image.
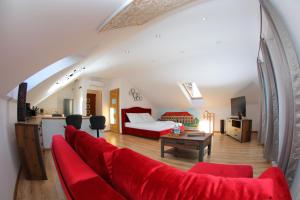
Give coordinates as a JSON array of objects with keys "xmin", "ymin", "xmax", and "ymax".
[{"xmin": 41, "ymin": 115, "xmax": 90, "ymax": 119}]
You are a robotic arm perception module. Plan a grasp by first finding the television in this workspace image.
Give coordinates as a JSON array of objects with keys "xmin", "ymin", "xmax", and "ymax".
[{"xmin": 231, "ymin": 96, "xmax": 246, "ymax": 117}]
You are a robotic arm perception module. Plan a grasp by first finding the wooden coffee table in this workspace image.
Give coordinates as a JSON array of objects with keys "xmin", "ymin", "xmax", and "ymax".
[{"xmin": 160, "ymin": 132, "xmax": 213, "ymax": 162}]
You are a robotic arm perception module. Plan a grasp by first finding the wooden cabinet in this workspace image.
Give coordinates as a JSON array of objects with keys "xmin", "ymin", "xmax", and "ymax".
[
  {"xmin": 226, "ymin": 119, "xmax": 252, "ymax": 143},
  {"xmin": 15, "ymin": 121, "xmax": 47, "ymax": 180}
]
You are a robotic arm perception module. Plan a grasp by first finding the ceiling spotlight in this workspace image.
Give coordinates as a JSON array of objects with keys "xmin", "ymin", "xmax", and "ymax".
[
  {"xmin": 155, "ymin": 33, "xmax": 161, "ymax": 39},
  {"xmin": 202, "ymin": 17, "xmax": 207, "ymax": 21}
]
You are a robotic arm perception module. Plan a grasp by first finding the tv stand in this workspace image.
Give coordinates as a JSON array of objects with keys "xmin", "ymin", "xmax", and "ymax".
[{"xmin": 226, "ymin": 119, "xmax": 252, "ymax": 143}]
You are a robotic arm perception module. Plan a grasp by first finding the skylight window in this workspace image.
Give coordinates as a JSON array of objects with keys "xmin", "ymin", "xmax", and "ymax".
[{"xmin": 182, "ymin": 82, "xmax": 202, "ymax": 99}]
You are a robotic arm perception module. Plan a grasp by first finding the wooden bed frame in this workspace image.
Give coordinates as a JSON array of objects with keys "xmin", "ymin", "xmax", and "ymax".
[{"xmin": 121, "ymin": 107, "xmax": 183, "ymax": 139}]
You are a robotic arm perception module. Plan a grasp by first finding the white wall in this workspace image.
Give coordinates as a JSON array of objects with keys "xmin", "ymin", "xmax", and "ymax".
[
  {"xmin": 267, "ymin": 1, "xmax": 300, "ymax": 199},
  {"xmin": 36, "ymin": 77, "xmax": 156, "ymax": 133},
  {"xmin": 199, "ymin": 106, "xmax": 230, "ymax": 132},
  {"xmin": 0, "ymin": 98, "xmax": 19, "ymax": 200},
  {"xmin": 105, "ymin": 78, "xmax": 156, "ymax": 132},
  {"xmin": 199, "ymin": 103, "xmax": 259, "ymax": 132},
  {"xmin": 37, "ymin": 84, "xmax": 74, "ymax": 115}
]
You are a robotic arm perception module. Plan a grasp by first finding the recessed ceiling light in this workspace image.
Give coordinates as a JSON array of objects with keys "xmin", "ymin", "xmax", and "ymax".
[
  {"xmin": 180, "ymin": 50, "xmax": 185, "ymax": 54},
  {"xmin": 216, "ymin": 40, "xmax": 222, "ymax": 45},
  {"xmin": 202, "ymin": 17, "xmax": 207, "ymax": 21}
]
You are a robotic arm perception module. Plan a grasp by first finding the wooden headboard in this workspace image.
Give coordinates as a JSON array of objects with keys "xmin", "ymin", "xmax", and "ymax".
[{"xmin": 121, "ymin": 107, "xmax": 152, "ymax": 133}]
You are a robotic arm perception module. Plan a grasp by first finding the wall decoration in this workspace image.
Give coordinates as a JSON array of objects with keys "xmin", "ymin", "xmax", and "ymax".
[
  {"xmin": 160, "ymin": 111, "xmax": 199, "ymax": 130},
  {"xmin": 129, "ymin": 88, "xmax": 143, "ymax": 101}
]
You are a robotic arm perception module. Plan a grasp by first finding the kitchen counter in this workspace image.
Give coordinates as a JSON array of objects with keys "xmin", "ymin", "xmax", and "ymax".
[
  {"xmin": 41, "ymin": 115, "xmax": 91, "ymax": 119},
  {"xmin": 38, "ymin": 116, "xmax": 100, "ymax": 148}
]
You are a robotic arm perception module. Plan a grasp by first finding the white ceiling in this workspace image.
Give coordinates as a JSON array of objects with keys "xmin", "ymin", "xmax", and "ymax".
[
  {"xmin": 83, "ymin": 0, "xmax": 261, "ymax": 108},
  {"xmin": 1, "ymin": 0, "xmax": 261, "ymax": 109},
  {"xmin": 0, "ymin": 0, "xmax": 125, "ymax": 98}
]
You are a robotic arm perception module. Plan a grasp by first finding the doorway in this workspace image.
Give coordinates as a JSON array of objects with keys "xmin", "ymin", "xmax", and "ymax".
[
  {"xmin": 110, "ymin": 88, "xmax": 120, "ymax": 133},
  {"xmin": 86, "ymin": 90, "xmax": 102, "ymax": 116},
  {"xmin": 86, "ymin": 93, "xmax": 96, "ymax": 116}
]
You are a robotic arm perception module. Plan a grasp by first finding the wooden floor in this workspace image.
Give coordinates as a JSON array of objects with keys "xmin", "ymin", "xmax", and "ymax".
[{"xmin": 16, "ymin": 132, "xmax": 270, "ymax": 200}]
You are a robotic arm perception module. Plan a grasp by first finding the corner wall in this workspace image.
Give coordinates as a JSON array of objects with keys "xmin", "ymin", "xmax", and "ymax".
[
  {"xmin": 105, "ymin": 78, "xmax": 156, "ymax": 132},
  {"xmin": 199, "ymin": 103, "xmax": 259, "ymax": 132},
  {"xmin": 0, "ymin": 98, "xmax": 19, "ymax": 200},
  {"xmin": 37, "ymin": 84, "xmax": 74, "ymax": 115}
]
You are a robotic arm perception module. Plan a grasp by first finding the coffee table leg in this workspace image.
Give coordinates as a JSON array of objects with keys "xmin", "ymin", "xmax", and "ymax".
[
  {"xmin": 208, "ymin": 144, "xmax": 211, "ymax": 156},
  {"xmin": 161, "ymin": 140, "xmax": 164, "ymax": 158},
  {"xmin": 198, "ymin": 143, "xmax": 204, "ymax": 162},
  {"xmin": 208, "ymin": 139, "xmax": 212, "ymax": 156}
]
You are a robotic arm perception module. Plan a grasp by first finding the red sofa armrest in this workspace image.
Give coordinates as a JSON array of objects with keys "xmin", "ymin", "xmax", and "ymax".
[
  {"xmin": 188, "ymin": 162, "xmax": 253, "ymax": 178},
  {"xmin": 259, "ymin": 167, "xmax": 291, "ymax": 200},
  {"xmin": 52, "ymin": 135, "xmax": 125, "ymax": 200}
]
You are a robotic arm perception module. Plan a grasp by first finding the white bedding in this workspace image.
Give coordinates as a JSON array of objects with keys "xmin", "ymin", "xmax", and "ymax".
[{"xmin": 125, "ymin": 121, "xmax": 182, "ymax": 132}]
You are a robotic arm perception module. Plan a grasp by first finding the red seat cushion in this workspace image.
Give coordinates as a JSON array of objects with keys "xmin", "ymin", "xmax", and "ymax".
[
  {"xmin": 74, "ymin": 131, "xmax": 118, "ymax": 181},
  {"xmin": 189, "ymin": 162, "xmax": 253, "ymax": 178},
  {"xmin": 142, "ymin": 166, "xmax": 275, "ymax": 200},
  {"xmin": 105, "ymin": 148, "xmax": 280, "ymax": 200},
  {"xmin": 64, "ymin": 125, "xmax": 78, "ymax": 148},
  {"xmin": 52, "ymin": 135, "xmax": 124, "ymax": 200},
  {"xmin": 259, "ymin": 167, "xmax": 292, "ymax": 200}
]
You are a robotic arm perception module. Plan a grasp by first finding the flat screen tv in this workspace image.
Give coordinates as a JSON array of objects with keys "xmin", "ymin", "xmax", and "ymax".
[{"xmin": 231, "ymin": 96, "xmax": 246, "ymax": 117}]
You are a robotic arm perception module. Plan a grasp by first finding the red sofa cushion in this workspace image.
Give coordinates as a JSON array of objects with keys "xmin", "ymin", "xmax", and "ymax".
[
  {"xmin": 64, "ymin": 125, "xmax": 78, "ymax": 148},
  {"xmin": 74, "ymin": 131, "xmax": 118, "ymax": 181},
  {"xmin": 52, "ymin": 135, "xmax": 124, "ymax": 200},
  {"xmin": 189, "ymin": 162, "xmax": 253, "ymax": 178},
  {"xmin": 104, "ymin": 148, "xmax": 165, "ymax": 199},
  {"xmin": 259, "ymin": 167, "xmax": 292, "ymax": 200},
  {"xmin": 105, "ymin": 148, "xmax": 286, "ymax": 200}
]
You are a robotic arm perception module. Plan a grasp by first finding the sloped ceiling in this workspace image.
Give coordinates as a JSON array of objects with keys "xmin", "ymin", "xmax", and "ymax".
[
  {"xmin": 84, "ymin": 0, "xmax": 261, "ymax": 108},
  {"xmin": 0, "ymin": 0, "xmax": 125, "ymax": 98},
  {"xmin": 2, "ymin": 0, "xmax": 261, "ymax": 110}
]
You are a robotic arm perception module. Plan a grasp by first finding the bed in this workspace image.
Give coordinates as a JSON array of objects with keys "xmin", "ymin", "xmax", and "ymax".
[{"xmin": 121, "ymin": 107, "xmax": 184, "ymax": 139}]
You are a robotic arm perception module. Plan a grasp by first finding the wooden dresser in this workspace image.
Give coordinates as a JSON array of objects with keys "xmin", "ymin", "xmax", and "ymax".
[
  {"xmin": 15, "ymin": 118, "xmax": 47, "ymax": 180},
  {"xmin": 226, "ymin": 119, "xmax": 252, "ymax": 143}
]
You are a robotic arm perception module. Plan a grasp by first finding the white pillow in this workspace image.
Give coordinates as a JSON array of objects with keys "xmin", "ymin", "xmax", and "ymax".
[
  {"xmin": 139, "ymin": 113, "xmax": 155, "ymax": 122},
  {"xmin": 126, "ymin": 113, "xmax": 144, "ymax": 123},
  {"xmin": 126, "ymin": 113, "xmax": 155, "ymax": 123}
]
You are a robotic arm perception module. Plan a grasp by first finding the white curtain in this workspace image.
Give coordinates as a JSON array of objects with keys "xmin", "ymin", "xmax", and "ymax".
[{"xmin": 257, "ymin": 39, "xmax": 279, "ymax": 161}]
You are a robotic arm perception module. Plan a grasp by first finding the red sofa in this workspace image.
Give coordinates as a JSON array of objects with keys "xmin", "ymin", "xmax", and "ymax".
[{"xmin": 51, "ymin": 125, "xmax": 292, "ymax": 200}]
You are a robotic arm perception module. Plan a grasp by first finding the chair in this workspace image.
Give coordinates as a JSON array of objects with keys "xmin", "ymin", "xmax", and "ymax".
[
  {"xmin": 89, "ymin": 116, "xmax": 106, "ymax": 138},
  {"xmin": 66, "ymin": 115, "xmax": 82, "ymax": 129}
]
